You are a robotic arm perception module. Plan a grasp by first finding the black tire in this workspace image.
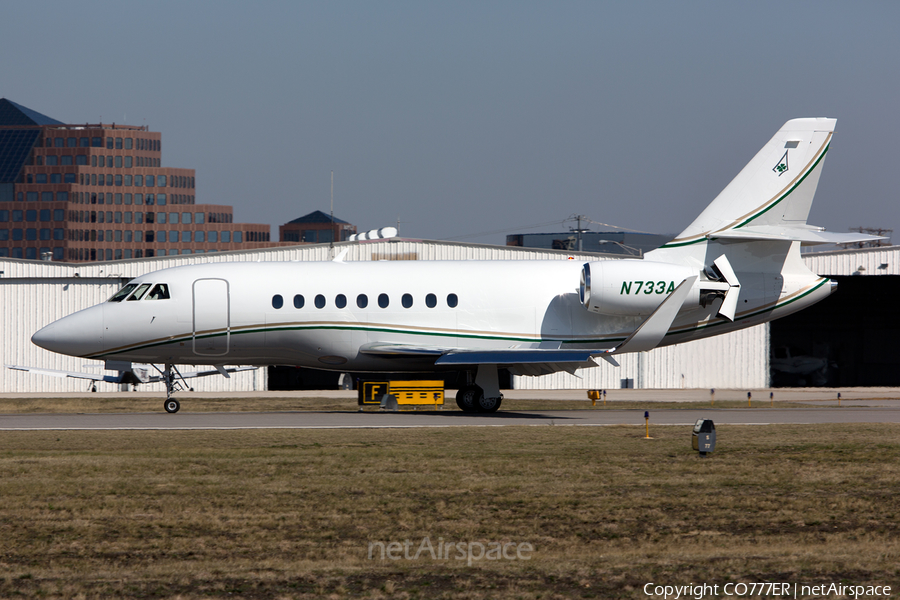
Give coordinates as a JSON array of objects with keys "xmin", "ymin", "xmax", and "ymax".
[
  {"xmin": 455, "ymin": 385, "xmax": 481, "ymax": 412},
  {"xmin": 476, "ymin": 395, "xmax": 502, "ymax": 413},
  {"xmin": 164, "ymin": 398, "xmax": 180, "ymax": 414}
]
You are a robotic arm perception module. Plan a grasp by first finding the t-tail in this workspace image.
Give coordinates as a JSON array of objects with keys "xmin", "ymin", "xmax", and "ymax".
[{"xmin": 583, "ymin": 118, "xmax": 884, "ymax": 358}]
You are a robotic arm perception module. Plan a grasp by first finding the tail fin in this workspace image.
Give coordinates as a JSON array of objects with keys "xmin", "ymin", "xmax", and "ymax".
[
  {"xmin": 668, "ymin": 118, "xmax": 835, "ymax": 247},
  {"xmin": 649, "ymin": 118, "xmax": 884, "ymax": 263}
]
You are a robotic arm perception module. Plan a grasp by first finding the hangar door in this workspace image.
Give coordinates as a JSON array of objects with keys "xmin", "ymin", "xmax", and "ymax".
[
  {"xmin": 770, "ymin": 275, "xmax": 900, "ymax": 387},
  {"xmin": 193, "ymin": 278, "xmax": 230, "ymax": 356}
]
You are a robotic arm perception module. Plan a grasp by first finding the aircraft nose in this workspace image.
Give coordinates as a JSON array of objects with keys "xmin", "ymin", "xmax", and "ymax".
[{"xmin": 32, "ymin": 305, "xmax": 104, "ymax": 357}]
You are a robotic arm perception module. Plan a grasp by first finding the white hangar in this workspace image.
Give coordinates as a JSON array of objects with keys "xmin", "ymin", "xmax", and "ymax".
[{"xmin": 1, "ymin": 239, "xmax": 893, "ymax": 393}]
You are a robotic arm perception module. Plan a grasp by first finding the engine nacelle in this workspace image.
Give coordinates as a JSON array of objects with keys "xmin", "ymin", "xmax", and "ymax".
[{"xmin": 580, "ymin": 260, "xmax": 699, "ymax": 316}]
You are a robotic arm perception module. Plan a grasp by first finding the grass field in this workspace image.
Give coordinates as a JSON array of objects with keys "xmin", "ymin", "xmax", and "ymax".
[
  {"xmin": 0, "ymin": 395, "xmax": 822, "ymax": 414},
  {"xmin": 1, "ymin": 423, "xmax": 899, "ymax": 599}
]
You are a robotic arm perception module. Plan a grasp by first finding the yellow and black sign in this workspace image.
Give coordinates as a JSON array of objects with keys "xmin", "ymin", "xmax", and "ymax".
[{"xmin": 358, "ymin": 380, "xmax": 444, "ymax": 406}]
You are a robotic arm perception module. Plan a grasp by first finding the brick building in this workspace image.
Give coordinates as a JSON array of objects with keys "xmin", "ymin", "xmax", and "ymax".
[{"xmin": 0, "ymin": 98, "xmax": 273, "ymax": 261}]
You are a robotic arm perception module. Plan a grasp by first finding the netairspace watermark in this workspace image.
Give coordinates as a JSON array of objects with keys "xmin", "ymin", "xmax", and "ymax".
[
  {"xmin": 368, "ymin": 537, "xmax": 533, "ymax": 567},
  {"xmin": 643, "ymin": 582, "xmax": 892, "ymax": 599}
]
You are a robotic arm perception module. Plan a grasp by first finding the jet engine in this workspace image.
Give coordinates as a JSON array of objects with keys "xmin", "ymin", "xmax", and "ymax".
[
  {"xmin": 580, "ymin": 255, "xmax": 742, "ymax": 321},
  {"xmin": 579, "ymin": 260, "xmax": 699, "ymax": 316}
]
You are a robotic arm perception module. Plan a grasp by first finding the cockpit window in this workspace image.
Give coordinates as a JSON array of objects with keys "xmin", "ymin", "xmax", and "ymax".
[
  {"xmin": 127, "ymin": 283, "xmax": 153, "ymax": 301},
  {"xmin": 108, "ymin": 283, "xmax": 138, "ymax": 303},
  {"xmin": 147, "ymin": 283, "xmax": 170, "ymax": 300}
]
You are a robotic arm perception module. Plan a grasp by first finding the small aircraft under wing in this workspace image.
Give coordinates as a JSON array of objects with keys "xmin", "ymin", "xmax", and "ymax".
[
  {"xmin": 6, "ymin": 362, "xmax": 256, "ymax": 397},
  {"xmin": 29, "ymin": 118, "xmax": 883, "ymax": 413}
]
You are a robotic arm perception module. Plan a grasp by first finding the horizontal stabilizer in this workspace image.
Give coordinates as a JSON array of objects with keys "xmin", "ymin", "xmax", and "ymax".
[{"xmin": 709, "ymin": 225, "xmax": 888, "ymax": 246}]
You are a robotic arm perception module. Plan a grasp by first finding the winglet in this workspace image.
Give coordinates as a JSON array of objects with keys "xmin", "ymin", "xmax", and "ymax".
[{"xmin": 603, "ymin": 275, "xmax": 697, "ymax": 356}]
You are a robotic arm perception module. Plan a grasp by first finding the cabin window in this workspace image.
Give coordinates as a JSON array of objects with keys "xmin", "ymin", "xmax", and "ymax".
[
  {"xmin": 357, "ymin": 294, "xmax": 368, "ymax": 308},
  {"xmin": 272, "ymin": 294, "xmax": 284, "ymax": 309},
  {"xmin": 315, "ymin": 294, "xmax": 326, "ymax": 309},
  {"xmin": 378, "ymin": 293, "xmax": 389, "ymax": 308},
  {"xmin": 335, "ymin": 294, "xmax": 347, "ymax": 309},
  {"xmin": 108, "ymin": 283, "xmax": 138, "ymax": 302},
  {"xmin": 426, "ymin": 293, "xmax": 437, "ymax": 308},
  {"xmin": 447, "ymin": 293, "xmax": 458, "ymax": 308},
  {"xmin": 147, "ymin": 284, "xmax": 170, "ymax": 300},
  {"xmin": 127, "ymin": 283, "xmax": 153, "ymax": 301},
  {"xmin": 402, "ymin": 293, "xmax": 413, "ymax": 308},
  {"xmin": 293, "ymin": 294, "xmax": 304, "ymax": 309}
]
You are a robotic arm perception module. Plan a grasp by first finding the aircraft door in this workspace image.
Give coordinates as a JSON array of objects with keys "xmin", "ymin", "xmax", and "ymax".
[{"xmin": 193, "ymin": 278, "xmax": 230, "ymax": 356}]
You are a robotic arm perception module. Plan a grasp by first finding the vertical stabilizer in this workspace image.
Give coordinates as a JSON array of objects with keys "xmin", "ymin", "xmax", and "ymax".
[{"xmin": 658, "ymin": 118, "xmax": 835, "ymax": 250}]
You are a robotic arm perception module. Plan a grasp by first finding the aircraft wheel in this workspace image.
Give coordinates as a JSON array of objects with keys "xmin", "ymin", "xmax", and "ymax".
[
  {"xmin": 476, "ymin": 395, "xmax": 502, "ymax": 413},
  {"xmin": 164, "ymin": 398, "xmax": 180, "ymax": 414},
  {"xmin": 455, "ymin": 385, "xmax": 481, "ymax": 412}
]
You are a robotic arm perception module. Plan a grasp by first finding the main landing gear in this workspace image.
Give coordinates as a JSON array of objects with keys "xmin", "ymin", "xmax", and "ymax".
[
  {"xmin": 455, "ymin": 365, "xmax": 503, "ymax": 413},
  {"xmin": 455, "ymin": 385, "xmax": 503, "ymax": 413}
]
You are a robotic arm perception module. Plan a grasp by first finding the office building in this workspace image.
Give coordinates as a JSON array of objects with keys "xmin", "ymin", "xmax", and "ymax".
[{"xmin": 0, "ymin": 98, "xmax": 272, "ymax": 261}]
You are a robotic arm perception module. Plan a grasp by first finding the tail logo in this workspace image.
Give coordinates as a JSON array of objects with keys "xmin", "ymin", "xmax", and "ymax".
[{"xmin": 773, "ymin": 151, "xmax": 789, "ymax": 176}]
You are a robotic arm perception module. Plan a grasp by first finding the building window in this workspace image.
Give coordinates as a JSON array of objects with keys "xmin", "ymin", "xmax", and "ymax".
[
  {"xmin": 0, "ymin": 229, "xmax": 8, "ymax": 241},
  {"xmin": 234, "ymin": 231, "xmax": 242, "ymax": 243},
  {"xmin": 64, "ymin": 174, "xmax": 76, "ymax": 184},
  {"xmin": 26, "ymin": 210, "xmax": 37, "ymax": 222},
  {"xmin": 40, "ymin": 228, "xmax": 51, "ymax": 241},
  {"xmin": 46, "ymin": 155, "xmax": 58, "ymax": 166},
  {"xmin": 208, "ymin": 230, "xmax": 218, "ymax": 243},
  {"xmin": 135, "ymin": 194, "xmax": 143, "ymax": 205},
  {"xmin": 182, "ymin": 212, "xmax": 191, "ymax": 224},
  {"xmin": 195, "ymin": 231, "xmax": 205, "ymax": 242},
  {"xmin": 222, "ymin": 231, "xmax": 231, "ymax": 243},
  {"xmin": 79, "ymin": 137, "xmax": 89, "ymax": 147},
  {"xmin": 0, "ymin": 210, "xmax": 7, "ymax": 222},
  {"xmin": 36, "ymin": 174, "xmax": 47, "ymax": 184},
  {"xmin": 54, "ymin": 209, "xmax": 64, "ymax": 221},
  {"xmin": 134, "ymin": 175, "xmax": 143, "ymax": 187},
  {"xmin": 13, "ymin": 210, "xmax": 23, "ymax": 221},
  {"xmin": 92, "ymin": 137, "xmax": 102, "ymax": 147},
  {"xmin": 157, "ymin": 194, "xmax": 166, "ymax": 205},
  {"xmin": 39, "ymin": 209, "xmax": 50, "ymax": 221},
  {"xmin": 26, "ymin": 248, "xmax": 37, "ymax": 260},
  {"xmin": 12, "ymin": 228, "xmax": 23, "ymax": 240},
  {"xmin": 26, "ymin": 228, "xmax": 37, "ymax": 240},
  {"xmin": 158, "ymin": 175, "xmax": 166, "ymax": 186},
  {"xmin": 194, "ymin": 212, "xmax": 204, "ymax": 224}
]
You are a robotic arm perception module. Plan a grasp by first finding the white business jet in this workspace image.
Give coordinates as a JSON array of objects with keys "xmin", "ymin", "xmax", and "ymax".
[{"xmin": 30, "ymin": 118, "xmax": 880, "ymax": 414}]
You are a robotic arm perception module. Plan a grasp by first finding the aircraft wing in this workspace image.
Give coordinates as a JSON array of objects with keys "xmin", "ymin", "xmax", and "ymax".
[
  {"xmin": 6, "ymin": 364, "xmax": 125, "ymax": 383},
  {"xmin": 359, "ymin": 344, "xmax": 602, "ymax": 376},
  {"xmin": 6, "ymin": 364, "xmax": 258, "ymax": 385}
]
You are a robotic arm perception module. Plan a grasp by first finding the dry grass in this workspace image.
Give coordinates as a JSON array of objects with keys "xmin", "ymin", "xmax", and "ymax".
[
  {"xmin": 1, "ymin": 425, "xmax": 898, "ymax": 599},
  {"xmin": 0, "ymin": 395, "xmax": 818, "ymax": 414}
]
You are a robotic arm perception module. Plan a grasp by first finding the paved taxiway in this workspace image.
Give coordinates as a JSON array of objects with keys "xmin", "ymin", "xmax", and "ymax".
[{"xmin": 2, "ymin": 407, "xmax": 900, "ymax": 430}]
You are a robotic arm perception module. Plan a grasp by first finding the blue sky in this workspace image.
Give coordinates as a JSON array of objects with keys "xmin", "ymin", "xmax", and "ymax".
[{"xmin": 3, "ymin": 1, "xmax": 898, "ymax": 243}]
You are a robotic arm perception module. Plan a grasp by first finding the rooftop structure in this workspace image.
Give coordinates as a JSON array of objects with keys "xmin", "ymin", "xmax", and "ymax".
[{"xmin": 280, "ymin": 210, "xmax": 357, "ymax": 244}]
